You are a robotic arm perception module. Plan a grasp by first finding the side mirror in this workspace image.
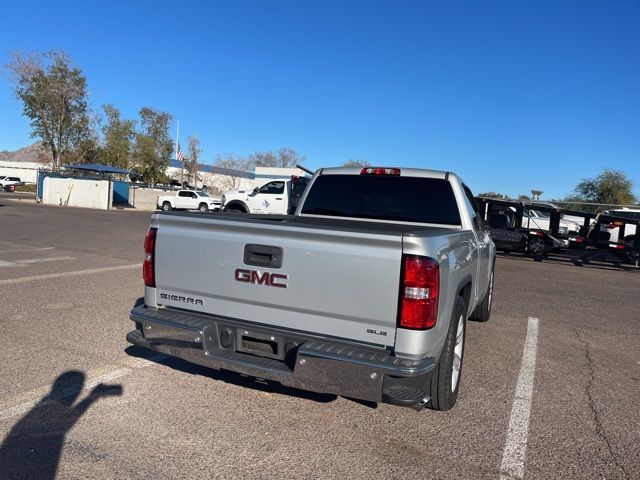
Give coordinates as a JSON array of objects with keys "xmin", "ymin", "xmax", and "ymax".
[{"xmin": 253, "ymin": 187, "xmax": 259, "ymax": 193}]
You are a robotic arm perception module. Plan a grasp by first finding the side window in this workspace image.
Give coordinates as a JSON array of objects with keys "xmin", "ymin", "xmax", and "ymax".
[
  {"xmin": 462, "ymin": 185, "xmax": 485, "ymax": 231},
  {"xmin": 259, "ymin": 181, "xmax": 285, "ymax": 194},
  {"xmin": 178, "ymin": 191, "xmax": 190, "ymax": 197},
  {"xmin": 190, "ymin": 192, "xmax": 197, "ymax": 198}
]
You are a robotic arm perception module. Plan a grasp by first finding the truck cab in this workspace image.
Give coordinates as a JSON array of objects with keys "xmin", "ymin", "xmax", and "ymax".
[{"xmin": 221, "ymin": 176, "xmax": 309, "ymax": 214}]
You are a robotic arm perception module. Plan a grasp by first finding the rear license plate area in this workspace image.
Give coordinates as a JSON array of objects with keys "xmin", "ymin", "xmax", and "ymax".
[{"xmin": 236, "ymin": 329, "xmax": 284, "ymax": 360}]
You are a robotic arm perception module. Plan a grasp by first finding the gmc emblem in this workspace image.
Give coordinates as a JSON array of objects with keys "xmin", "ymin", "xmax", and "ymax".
[{"xmin": 235, "ymin": 268, "xmax": 288, "ymax": 288}]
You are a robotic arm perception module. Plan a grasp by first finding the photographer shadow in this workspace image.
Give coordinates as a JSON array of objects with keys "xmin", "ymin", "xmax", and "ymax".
[{"xmin": 0, "ymin": 371, "xmax": 122, "ymax": 480}]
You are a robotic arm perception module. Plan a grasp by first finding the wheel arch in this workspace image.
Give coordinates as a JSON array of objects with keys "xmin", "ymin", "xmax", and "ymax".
[
  {"xmin": 454, "ymin": 274, "xmax": 473, "ymax": 317},
  {"xmin": 223, "ymin": 200, "xmax": 249, "ymax": 213}
]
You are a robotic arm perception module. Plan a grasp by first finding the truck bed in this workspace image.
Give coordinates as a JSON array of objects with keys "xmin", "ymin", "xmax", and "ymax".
[{"xmin": 159, "ymin": 211, "xmax": 461, "ymax": 236}]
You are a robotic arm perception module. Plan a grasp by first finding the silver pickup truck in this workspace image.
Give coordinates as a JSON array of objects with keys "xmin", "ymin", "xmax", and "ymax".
[{"xmin": 127, "ymin": 167, "xmax": 496, "ymax": 411}]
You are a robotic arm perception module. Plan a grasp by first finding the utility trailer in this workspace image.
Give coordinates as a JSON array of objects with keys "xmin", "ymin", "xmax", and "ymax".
[
  {"xmin": 475, "ymin": 197, "xmax": 640, "ymax": 267},
  {"xmin": 577, "ymin": 212, "xmax": 640, "ymax": 266}
]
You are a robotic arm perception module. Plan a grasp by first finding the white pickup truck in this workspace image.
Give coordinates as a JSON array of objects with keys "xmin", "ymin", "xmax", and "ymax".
[
  {"xmin": 221, "ymin": 176, "xmax": 310, "ymax": 214},
  {"xmin": 0, "ymin": 176, "xmax": 23, "ymax": 192},
  {"xmin": 157, "ymin": 190, "xmax": 222, "ymax": 212}
]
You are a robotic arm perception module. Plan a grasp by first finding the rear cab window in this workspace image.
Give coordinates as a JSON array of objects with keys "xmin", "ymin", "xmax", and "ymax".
[{"xmin": 301, "ymin": 174, "xmax": 461, "ymax": 225}]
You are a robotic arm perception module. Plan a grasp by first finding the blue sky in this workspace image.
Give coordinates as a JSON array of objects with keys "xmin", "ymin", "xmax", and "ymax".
[{"xmin": 0, "ymin": 0, "xmax": 638, "ymax": 199}]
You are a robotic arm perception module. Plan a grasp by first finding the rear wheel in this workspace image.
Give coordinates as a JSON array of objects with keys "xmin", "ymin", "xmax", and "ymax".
[
  {"xmin": 162, "ymin": 202, "xmax": 172, "ymax": 211},
  {"xmin": 198, "ymin": 203, "xmax": 209, "ymax": 213},
  {"xmin": 427, "ymin": 296, "xmax": 466, "ymax": 411},
  {"xmin": 470, "ymin": 271, "xmax": 493, "ymax": 322}
]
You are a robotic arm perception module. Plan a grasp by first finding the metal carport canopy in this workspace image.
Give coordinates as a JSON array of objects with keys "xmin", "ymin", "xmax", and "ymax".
[{"xmin": 61, "ymin": 163, "xmax": 135, "ymax": 175}]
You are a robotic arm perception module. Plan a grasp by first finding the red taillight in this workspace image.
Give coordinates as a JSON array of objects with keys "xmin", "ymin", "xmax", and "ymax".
[
  {"xmin": 398, "ymin": 255, "xmax": 439, "ymax": 330},
  {"xmin": 573, "ymin": 237, "xmax": 585, "ymax": 243},
  {"xmin": 360, "ymin": 167, "xmax": 401, "ymax": 176},
  {"xmin": 143, "ymin": 227, "xmax": 157, "ymax": 287}
]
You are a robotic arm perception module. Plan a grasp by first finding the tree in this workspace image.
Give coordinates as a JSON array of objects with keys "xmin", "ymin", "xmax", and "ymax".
[
  {"xmin": 133, "ymin": 107, "xmax": 173, "ymax": 185},
  {"xmin": 518, "ymin": 194, "xmax": 531, "ymax": 201},
  {"xmin": 250, "ymin": 147, "xmax": 304, "ymax": 168},
  {"xmin": 530, "ymin": 190, "xmax": 543, "ymax": 201},
  {"xmin": 342, "ymin": 159, "xmax": 371, "ymax": 168},
  {"xmin": 6, "ymin": 50, "xmax": 92, "ymax": 171},
  {"xmin": 99, "ymin": 104, "xmax": 136, "ymax": 169},
  {"xmin": 214, "ymin": 154, "xmax": 251, "ymax": 191},
  {"xmin": 250, "ymin": 151, "xmax": 277, "ymax": 167},
  {"xmin": 573, "ymin": 169, "xmax": 636, "ymax": 206},
  {"xmin": 186, "ymin": 134, "xmax": 201, "ymax": 187},
  {"xmin": 276, "ymin": 147, "xmax": 304, "ymax": 167},
  {"xmin": 478, "ymin": 192, "xmax": 507, "ymax": 199}
]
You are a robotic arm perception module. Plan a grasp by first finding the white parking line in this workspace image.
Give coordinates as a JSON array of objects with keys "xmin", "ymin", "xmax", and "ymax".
[
  {"xmin": 0, "ymin": 247, "xmax": 55, "ymax": 254},
  {"xmin": 499, "ymin": 317, "xmax": 539, "ymax": 479},
  {"xmin": 0, "ymin": 354, "xmax": 166, "ymax": 422},
  {"xmin": 0, "ymin": 256, "xmax": 76, "ymax": 268},
  {"xmin": 0, "ymin": 264, "xmax": 140, "ymax": 285}
]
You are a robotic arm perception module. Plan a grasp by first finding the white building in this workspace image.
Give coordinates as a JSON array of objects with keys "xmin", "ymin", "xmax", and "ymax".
[
  {"xmin": 0, "ymin": 161, "xmax": 43, "ymax": 183},
  {"xmin": 166, "ymin": 161, "xmax": 310, "ymax": 194}
]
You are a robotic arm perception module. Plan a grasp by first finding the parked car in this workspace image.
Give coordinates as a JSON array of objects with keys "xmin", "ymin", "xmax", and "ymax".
[
  {"xmin": 156, "ymin": 189, "xmax": 221, "ymax": 212},
  {"xmin": 520, "ymin": 208, "xmax": 581, "ymax": 235},
  {"xmin": 222, "ymin": 175, "xmax": 310, "ymax": 214},
  {"xmin": 0, "ymin": 176, "xmax": 23, "ymax": 191},
  {"xmin": 530, "ymin": 201, "xmax": 591, "ymax": 229},
  {"xmin": 128, "ymin": 166, "xmax": 496, "ymax": 411}
]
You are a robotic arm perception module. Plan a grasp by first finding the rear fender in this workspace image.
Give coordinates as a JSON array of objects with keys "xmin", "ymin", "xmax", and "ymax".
[
  {"xmin": 224, "ymin": 200, "xmax": 249, "ymax": 213},
  {"xmin": 454, "ymin": 275, "xmax": 473, "ymax": 317}
]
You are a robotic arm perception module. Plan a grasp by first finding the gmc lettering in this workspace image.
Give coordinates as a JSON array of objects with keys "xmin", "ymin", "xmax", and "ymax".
[{"xmin": 235, "ymin": 269, "xmax": 288, "ymax": 288}]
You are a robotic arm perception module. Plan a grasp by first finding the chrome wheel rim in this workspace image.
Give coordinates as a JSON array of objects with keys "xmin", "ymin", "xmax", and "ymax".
[{"xmin": 451, "ymin": 314, "xmax": 464, "ymax": 392}]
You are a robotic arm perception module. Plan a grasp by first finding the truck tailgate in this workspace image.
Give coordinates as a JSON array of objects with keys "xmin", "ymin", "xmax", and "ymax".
[{"xmin": 153, "ymin": 214, "xmax": 403, "ymax": 347}]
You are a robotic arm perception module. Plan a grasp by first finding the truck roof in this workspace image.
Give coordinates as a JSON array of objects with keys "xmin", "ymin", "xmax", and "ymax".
[{"xmin": 317, "ymin": 166, "xmax": 451, "ymax": 180}]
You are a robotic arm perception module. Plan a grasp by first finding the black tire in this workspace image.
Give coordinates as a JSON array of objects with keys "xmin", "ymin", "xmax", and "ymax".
[
  {"xmin": 470, "ymin": 270, "xmax": 494, "ymax": 322},
  {"xmin": 162, "ymin": 202, "xmax": 172, "ymax": 211},
  {"xmin": 427, "ymin": 295, "xmax": 466, "ymax": 411},
  {"xmin": 198, "ymin": 203, "xmax": 209, "ymax": 213},
  {"xmin": 223, "ymin": 204, "xmax": 248, "ymax": 213},
  {"xmin": 528, "ymin": 237, "xmax": 548, "ymax": 255}
]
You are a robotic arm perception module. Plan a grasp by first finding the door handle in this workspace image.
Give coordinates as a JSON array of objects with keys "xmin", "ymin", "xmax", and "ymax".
[
  {"xmin": 275, "ymin": 197, "xmax": 283, "ymax": 200},
  {"xmin": 244, "ymin": 244, "xmax": 283, "ymax": 268}
]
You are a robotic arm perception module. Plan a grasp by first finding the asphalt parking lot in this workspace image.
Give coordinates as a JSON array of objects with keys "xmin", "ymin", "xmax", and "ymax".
[{"xmin": 0, "ymin": 198, "xmax": 638, "ymax": 480}]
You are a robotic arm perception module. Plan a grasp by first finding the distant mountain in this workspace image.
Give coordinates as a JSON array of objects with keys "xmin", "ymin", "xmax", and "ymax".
[{"xmin": 0, "ymin": 143, "xmax": 48, "ymax": 163}]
